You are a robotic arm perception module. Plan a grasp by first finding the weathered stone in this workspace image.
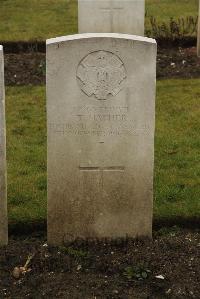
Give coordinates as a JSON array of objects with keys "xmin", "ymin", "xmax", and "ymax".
[
  {"xmin": 197, "ymin": 0, "xmax": 200, "ymax": 57},
  {"xmin": 78, "ymin": 0, "xmax": 145, "ymax": 35},
  {"xmin": 46, "ymin": 33, "xmax": 156, "ymax": 245},
  {"xmin": 0, "ymin": 46, "xmax": 8, "ymax": 246}
]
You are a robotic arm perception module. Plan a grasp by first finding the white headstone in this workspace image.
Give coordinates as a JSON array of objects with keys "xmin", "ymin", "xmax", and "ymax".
[
  {"xmin": 78, "ymin": 0, "xmax": 145, "ymax": 36},
  {"xmin": 197, "ymin": 0, "xmax": 200, "ymax": 57},
  {"xmin": 47, "ymin": 33, "xmax": 156, "ymax": 245},
  {"xmin": 0, "ymin": 45, "xmax": 8, "ymax": 246}
]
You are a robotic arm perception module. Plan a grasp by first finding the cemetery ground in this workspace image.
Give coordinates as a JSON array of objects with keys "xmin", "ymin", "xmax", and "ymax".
[
  {"xmin": 0, "ymin": 229, "xmax": 200, "ymax": 298},
  {"xmin": 4, "ymin": 79, "xmax": 200, "ymax": 225},
  {"xmin": 0, "ymin": 76, "xmax": 199, "ymax": 298},
  {"xmin": 0, "ymin": 1, "xmax": 200, "ymax": 298}
]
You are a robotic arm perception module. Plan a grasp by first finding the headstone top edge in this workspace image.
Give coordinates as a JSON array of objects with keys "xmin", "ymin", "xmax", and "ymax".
[{"xmin": 46, "ymin": 33, "xmax": 156, "ymax": 46}]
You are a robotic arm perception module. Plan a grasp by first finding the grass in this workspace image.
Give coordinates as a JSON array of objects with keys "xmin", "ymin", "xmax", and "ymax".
[
  {"xmin": 6, "ymin": 86, "xmax": 46, "ymax": 224},
  {"xmin": 6, "ymin": 79, "xmax": 200, "ymax": 225},
  {"xmin": 146, "ymin": 0, "xmax": 198, "ymax": 22},
  {"xmin": 0, "ymin": 0, "xmax": 198, "ymax": 42},
  {"xmin": 0, "ymin": 0, "xmax": 77, "ymax": 42},
  {"xmin": 155, "ymin": 79, "xmax": 200, "ymax": 219}
]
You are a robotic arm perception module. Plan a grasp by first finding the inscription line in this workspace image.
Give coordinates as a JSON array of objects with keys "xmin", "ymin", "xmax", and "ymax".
[{"xmin": 79, "ymin": 166, "xmax": 125, "ymax": 171}]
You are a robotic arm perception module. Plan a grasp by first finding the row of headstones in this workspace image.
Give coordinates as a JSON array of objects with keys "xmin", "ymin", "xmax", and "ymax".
[
  {"xmin": 79, "ymin": 0, "xmax": 200, "ymax": 57},
  {"xmin": 0, "ymin": 0, "xmax": 200, "ymax": 246}
]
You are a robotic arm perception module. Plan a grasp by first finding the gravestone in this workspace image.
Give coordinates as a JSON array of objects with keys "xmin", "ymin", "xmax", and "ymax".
[
  {"xmin": 197, "ymin": 0, "xmax": 200, "ymax": 57},
  {"xmin": 0, "ymin": 46, "xmax": 8, "ymax": 246},
  {"xmin": 47, "ymin": 33, "xmax": 156, "ymax": 245},
  {"xmin": 78, "ymin": 0, "xmax": 145, "ymax": 36}
]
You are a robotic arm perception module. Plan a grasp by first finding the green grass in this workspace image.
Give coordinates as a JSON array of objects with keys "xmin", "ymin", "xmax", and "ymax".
[
  {"xmin": 155, "ymin": 79, "xmax": 200, "ymax": 219},
  {"xmin": 146, "ymin": 0, "xmax": 198, "ymax": 22},
  {"xmin": 0, "ymin": 0, "xmax": 78, "ymax": 42},
  {"xmin": 0, "ymin": 0, "xmax": 198, "ymax": 42},
  {"xmin": 6, "ymin": 79, "xmax": 200, "ymax": 225},
  {"xmin": 6, "ymin": 86, "xmax": 46, "ymax": 224}
]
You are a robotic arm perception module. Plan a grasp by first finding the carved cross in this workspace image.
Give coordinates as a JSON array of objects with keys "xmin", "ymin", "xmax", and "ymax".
[
  {"xmin": 79, "ymin": 165, "xmax": 125, "ymax": 187},
  {"xmin": 100, "ymin": 1, "xmax": 124, "ymax": 31}
]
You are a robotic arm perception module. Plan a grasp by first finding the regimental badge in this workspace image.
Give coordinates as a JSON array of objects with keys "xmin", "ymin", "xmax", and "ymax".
[{"xmin": 77, "ymin": 51, "xmax": 126, "ymax": 100}]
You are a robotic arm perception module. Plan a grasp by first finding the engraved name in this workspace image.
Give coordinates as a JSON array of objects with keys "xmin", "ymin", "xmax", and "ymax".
[{"xmin": 76, "ymin": 114, "xmax": 127, "ymax": 121}]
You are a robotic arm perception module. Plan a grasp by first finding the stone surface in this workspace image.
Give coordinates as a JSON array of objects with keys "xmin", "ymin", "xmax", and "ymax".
[
  {"xmin": 46, "ymin": 33, "xmax": 156, "ymax": 245},
  {"xmin": 78, "ymin": 0, "xmax": 145, "ymax": 35},
  {"xmin": 0, "ymin": 46, "xmax": 8, "ymax": 246},
  {"xmin": 197, "ymin": 0, "xmax": 200, "ymax": 57}
]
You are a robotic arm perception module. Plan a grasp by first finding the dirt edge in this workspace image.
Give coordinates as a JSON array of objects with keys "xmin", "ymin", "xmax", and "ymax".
[
  {"xmin": 0, "ymin": 37, "xmax": 197, "ymax": 53},
  {"xmin": 8, "ymin": 217, "xmax": 200, "ymax": 237}
]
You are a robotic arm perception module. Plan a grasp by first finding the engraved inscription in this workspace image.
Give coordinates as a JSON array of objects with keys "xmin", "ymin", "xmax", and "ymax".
[
  {"xmin": 49, "ymin": 122, "xmax": 151, "ymax": 137},
  {"xmin": 49, "ymin": 105, "xmax": 151, "ymax": 137},
  {"xmin": 77, "ymin": 51, "xmax": 126, "ymax": 100}
]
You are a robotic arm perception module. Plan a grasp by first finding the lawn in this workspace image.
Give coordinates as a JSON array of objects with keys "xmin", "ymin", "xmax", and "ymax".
[
  {"xmin": 0, "ymin": 0, "xmax": 198, "ymax": 42},
  {"xmin": 6, "ymin": 79, "xmax": 200, "ymax": 226}
]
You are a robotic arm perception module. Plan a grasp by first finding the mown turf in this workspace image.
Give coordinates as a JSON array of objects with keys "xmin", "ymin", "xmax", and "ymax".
[
  {"xmin": 5, "ymin": 79, "xmax": 200, "ymax": 225},
  {"xmin": 0, "ymin": 0, "xmax": 198, "ymax": 42},
  {"xmin": 155, "ymin": 79, "xmax": 200, "ymax": 219},
  {"xmin": 6, "ymin": 86, "xmax": 46, "ymax": 224},
  {"xmin": 146, "ymin": 0, "xmax": 198, "ymax": 22}
]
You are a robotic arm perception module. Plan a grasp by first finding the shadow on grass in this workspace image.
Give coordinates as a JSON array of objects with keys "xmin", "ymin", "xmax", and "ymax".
[{"xmin": 8, "ymin": 216, "xmax": 200, "ymax": 237}]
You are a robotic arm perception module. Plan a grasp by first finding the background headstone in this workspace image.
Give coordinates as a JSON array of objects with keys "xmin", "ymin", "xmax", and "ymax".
[
  {"xmin": 47, "ymin": 33, "xmax": 156, "ymax": 245},
  {"xmin": 197, "ymin": 0, "xmax": 200, "ymax": 57},
  {"xmin": 0, "ymin": 46, "xmax": 8, "ymax": 246},
  {"xmin": 78, "ymin": 0, "xmax": 145, "ymax": 35}
]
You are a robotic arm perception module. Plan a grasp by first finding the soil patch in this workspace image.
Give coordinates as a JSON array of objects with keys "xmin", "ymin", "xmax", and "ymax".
[
  {"xmin": 4, "ymin": 47, "xmax": 200, "ymax": 86},
  {"xmin": 157, "ymin": 47, "xmax": 200, "ymax": 79},
  {"xmin": 0, "ymin": 37, "xmax": 197, "ymax": 54},
  {"xmin": 4, "ymin": 53, "xmax": 45, "ymax": 86},
  {"xmin": 0, "ymin": 229, "xmax": 200, "ymax": 298}
]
